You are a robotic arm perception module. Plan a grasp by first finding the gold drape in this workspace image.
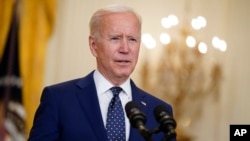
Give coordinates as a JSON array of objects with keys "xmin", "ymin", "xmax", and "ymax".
[
  {"xmin": 0, "ymin": 0, "xmax": 57, "ymax": 137},
  {"xmin": 0, "ymin": 0, "xmax": 15, "ymax": 60}
]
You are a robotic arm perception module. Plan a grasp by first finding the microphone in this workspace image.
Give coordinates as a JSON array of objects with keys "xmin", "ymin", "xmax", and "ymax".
[
  {"xmin": 154, "ymin": 105, "xmax": 177, "ymax": 141},
  {"xmin": 125, "ymin": 101, "xmax": 152, "ymax": 141}
]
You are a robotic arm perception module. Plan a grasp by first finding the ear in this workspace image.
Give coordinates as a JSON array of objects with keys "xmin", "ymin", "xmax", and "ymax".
[{"xmin": 89, "ymin": 35, "xmax": 97, "ymax": 57}]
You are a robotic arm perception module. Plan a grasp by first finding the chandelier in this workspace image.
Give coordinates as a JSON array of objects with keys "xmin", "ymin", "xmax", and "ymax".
[{"xmin": 140, "ymin": 10, "xmax": 227, "ymax": 141}]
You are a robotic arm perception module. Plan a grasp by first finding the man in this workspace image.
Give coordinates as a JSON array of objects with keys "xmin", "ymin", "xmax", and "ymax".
[{"xmin": 28, "ymin": 4, "xmax": 176, "ymax": 141}]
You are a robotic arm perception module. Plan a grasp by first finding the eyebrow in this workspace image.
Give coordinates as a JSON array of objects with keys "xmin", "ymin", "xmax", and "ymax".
[{"xmin": 108, "ymin": 34, "xmax": 140, "ymax": 39}]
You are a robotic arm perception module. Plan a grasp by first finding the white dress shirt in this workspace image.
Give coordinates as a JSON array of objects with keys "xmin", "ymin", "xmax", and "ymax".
[{"xmin": 93, "ymin": 70, "xmax": 132, "ymax": 141}]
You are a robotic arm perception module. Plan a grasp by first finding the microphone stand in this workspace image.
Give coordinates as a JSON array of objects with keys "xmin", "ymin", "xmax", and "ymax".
[
  {"xmin": 137, "ymin": 126, "xmax": 176, "ymax": 141},
  {"xmin": 161, "ymin": 129, "xmax": 176, "ymax": 141},
  {"xmin": 140, "ymin": 130, "xmax": 153, "ymax": 141},
  {"xmin": 137, "ymin": 127, "xmax": 154, "ymax": 141},
  {"xmin": 149, "ymin": 127, "xmax": 176, "ymax": 141}
]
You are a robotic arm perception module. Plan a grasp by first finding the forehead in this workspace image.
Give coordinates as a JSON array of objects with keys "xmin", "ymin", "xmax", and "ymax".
[
  {"xmin": 100, "ymin": 12, "xmax": 141, "ymax": 33},
  {"xmin": 103, "ymin": 12, "xmax": 138, "ymax": 21}
]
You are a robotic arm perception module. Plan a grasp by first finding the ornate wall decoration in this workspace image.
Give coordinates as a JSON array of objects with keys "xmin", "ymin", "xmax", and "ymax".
[{"xmin": 140, "ymin": 16, "xmax": 226, "ymax": 141}]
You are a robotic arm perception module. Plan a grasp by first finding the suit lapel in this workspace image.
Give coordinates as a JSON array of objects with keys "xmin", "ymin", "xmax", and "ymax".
[
  {"xmin": 128, "ymin": 80, "xmax": 150, "ymax": 141},
  {"xmin": 75, "ymin": 72, "xmax": 108, "ymax": 141},
  {"xmin": 130, "ymin": 80, "xmax": 149, "ymax": 117}
]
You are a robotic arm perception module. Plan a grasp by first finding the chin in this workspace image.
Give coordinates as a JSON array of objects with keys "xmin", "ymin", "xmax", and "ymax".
[
  {"xmin": 116, "ymin": 71, "xmax": 131, "ymax": 78},
  {"xmin": 114, "ymin": 67, "xmax": 134, "ymax": 77}
]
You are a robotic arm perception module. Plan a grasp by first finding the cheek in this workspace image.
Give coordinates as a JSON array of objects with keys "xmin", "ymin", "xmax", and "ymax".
[
  {"xmin": 132, "ymin": 47, "xmax": 140, "ymax": 58},
  {"xmin": 94, "ymin": 42, "xmax": 107, "ymax": 57},
  {"xmin": 96, "ymin": 47, "xmax": 113, "ymax": 61}
]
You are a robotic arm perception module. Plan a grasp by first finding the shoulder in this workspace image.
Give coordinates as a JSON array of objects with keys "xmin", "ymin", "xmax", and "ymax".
[
  {"xmin": 130, "ymin": 80, "xmax": 173, "ymax": 115},
  {"xmin": 140, "ymin": 88, "xmax": 172, "ymax": 109},
  {"xmin": 41, "ymin": 71, "xmax": 95, "ymax": 99},
  {"xmin": 44, "ymin": 71, "xmax": 94, "ymax": 91}
]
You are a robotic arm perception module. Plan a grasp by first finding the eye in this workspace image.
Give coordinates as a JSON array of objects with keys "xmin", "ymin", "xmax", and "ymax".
[
  {"xmin": 110, "ymin": 36, "xmax": 120, "ymax": 40},
  {"xmin": 129, "ymin": 37, "xmax": 137, "ymax": 42}
]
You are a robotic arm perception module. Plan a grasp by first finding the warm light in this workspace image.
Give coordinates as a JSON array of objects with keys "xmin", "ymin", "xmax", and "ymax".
[
  {"xmin": 191, "ymin": 19, "xmax": 200, "ymax": 30},
  {"xmin": 212, "ymin": 36, "xmax": 227, "ymax": 52},
  {"xmin": 160, "ymin": 33, "xmax": 171, "ymax": 44},
  {"xmin": 142, "ymin": 33, "xmax": 156, "ymax": 49},
  {"xmin": 191, "ymin": 16, "xmax": 206, "ymax": 30},
  {"xmin": 198, "ymin": 42, "xmax": 208, "ymax": 54},
  {"xmin": 161, "ymin": 14, "xmax": 179, "ymax": 29},
  {"xmin": 159, "ymin": 15, "xmax": 227, "ymax": 54},
  {"xmin": 161, "ymin": 17, "xmax": 172, "ymax": 28},
  {"xmin": 186, "ymin": 36, "xmax": 196, "ymax": 48},
  {"xmin": 219, "ymin": 40, "xmax": 227, "ymax": 52},
  {"xmin": 168, "ymin": 14, "xmax": 179, "ymax": 26},
  {"xmin": 198, "ymin": 16, "xmax": 206, "ymax": 28},
  {"xmin": 212, "ymin": 36, "xmax": 220, "ymax": 49}
]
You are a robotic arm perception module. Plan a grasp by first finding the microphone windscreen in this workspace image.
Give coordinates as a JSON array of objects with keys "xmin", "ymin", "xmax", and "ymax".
[
  {"xmin": 125, "ymin": 101, "xmax": 146, "ymax": 128},
  {"xmin": 125, "ymin": 101, "xmax": 139, "ymax": 116},
  {"xmin": 154, "ymin": 105, "xmax": 169, "ymax": 122}
]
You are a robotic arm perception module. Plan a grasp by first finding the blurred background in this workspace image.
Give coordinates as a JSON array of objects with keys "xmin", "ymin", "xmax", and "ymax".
[{"xmin": 0, "ymin": 0, "xmax": 249, "ymax": 141}]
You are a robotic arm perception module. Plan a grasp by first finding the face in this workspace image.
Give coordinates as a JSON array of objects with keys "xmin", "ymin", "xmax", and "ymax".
[{"xmin": 89, "ymin": 12, "xmax": 141, "ymax": 85}]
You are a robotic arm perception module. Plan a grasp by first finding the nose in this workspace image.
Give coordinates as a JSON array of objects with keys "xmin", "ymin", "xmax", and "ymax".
[{"xmin": 119, "ymin": 39, "xmax": 129, "ymax": 53}]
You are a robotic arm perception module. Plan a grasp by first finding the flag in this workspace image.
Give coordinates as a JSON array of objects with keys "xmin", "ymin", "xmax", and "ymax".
[
  {"xmin": 0, "ymin": 0, "xmax": 57, "ymax": 139},
  {"xmin": 0, "ymin": 1, "xmax": 26, "ymax": 140}
]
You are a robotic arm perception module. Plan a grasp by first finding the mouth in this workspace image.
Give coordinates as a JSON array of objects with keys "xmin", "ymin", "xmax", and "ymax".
[
  {"xmin": 117, "ymin": 60, "xmax": 130, "ymax": 62},
  {"xmin": 115, "ymin": 60, "xmax": 131, "ymax": 64}
]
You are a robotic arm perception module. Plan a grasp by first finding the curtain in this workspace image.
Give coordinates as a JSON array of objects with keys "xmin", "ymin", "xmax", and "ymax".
[{"xmin": 0, "ymin": 0, "xmax": 57, "ymax": 139}]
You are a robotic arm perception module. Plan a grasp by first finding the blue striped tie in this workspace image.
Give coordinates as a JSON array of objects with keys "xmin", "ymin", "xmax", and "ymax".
[{"xmin": 106, "ymin": 87, "xmax": 126, "ymax": 141}]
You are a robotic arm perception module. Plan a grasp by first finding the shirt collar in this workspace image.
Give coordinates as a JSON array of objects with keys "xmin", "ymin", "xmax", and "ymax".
[{"xmin": 93, "ymin": 70, "xmax": 131, "ymax": 96}]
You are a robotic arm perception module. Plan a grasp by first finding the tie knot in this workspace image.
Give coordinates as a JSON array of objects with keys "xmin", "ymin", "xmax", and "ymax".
[{"xmin": 110, "ymin": 87, "xmax": 123, "ymax": 96}]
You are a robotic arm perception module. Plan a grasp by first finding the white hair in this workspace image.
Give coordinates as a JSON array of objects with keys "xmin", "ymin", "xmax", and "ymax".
[{"xmin": 89, "ymin": 4, "xmax": 142, "ymax": 38}]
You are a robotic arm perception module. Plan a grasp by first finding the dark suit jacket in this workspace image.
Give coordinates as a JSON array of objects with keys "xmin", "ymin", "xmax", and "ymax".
[{"xmin": 28, "ymin": 71, "xmax": 176, "ymax": 141}]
